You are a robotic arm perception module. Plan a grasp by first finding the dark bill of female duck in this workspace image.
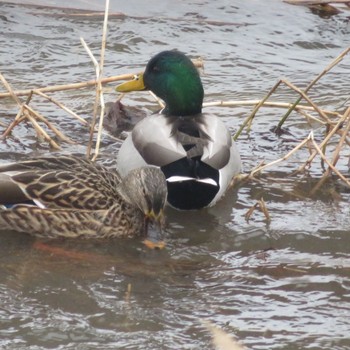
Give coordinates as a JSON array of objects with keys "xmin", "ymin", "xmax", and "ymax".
[
  {"xmin": 114, "ymin": 50, "xmax": 242, "ymax": 210},
  {"xmin": 0, "ymin": 156, "xmax": 167, "ymax": 248}
]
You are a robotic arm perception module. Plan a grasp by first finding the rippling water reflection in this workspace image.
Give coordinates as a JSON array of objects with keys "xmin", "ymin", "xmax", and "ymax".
[{"xmin": 0, "ymin": 1, "xmax": 350, "ymax": 349}]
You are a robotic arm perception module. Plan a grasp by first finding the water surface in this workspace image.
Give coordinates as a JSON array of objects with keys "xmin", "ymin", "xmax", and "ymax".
[{"xmin": 0, "ymin": 1, "xmax": 350, "ymax": 349}]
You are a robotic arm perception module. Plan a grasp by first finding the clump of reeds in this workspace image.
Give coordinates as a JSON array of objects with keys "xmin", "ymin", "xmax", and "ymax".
[
  {"xmin": 0, "ymin": 0, "xmax": 120, "ymax": 156},
  {"xmin": 235, "ymin": 47, "xmax": 350, "ymax": 188},
  {"xmin": 230, "ymin": 47, "xmax": 350, "ymax": 221}
]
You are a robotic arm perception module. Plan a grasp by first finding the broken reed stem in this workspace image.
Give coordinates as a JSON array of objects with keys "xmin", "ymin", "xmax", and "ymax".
[
  {"xmin": 233, "ymin": 76, "xmax": 336, "ymax": 141},
  {"xmin": 0, "ymin": 73, "xmax": 22, "ymax": 105},
  {"xmin": 0, "ymin": 73, "xmax": 60, "ymax": 149},
  {"xmin": 1, "ymin": 106, "xmax": 25, "ymax": 138},
  {"xmin": 23, "ymin": 104, "xmax": 75, "ymax": 144},
  {"xmin": 248, "ymin": 109, "xmax": 350, "ymax": 190},
  {"xmin": 3, "ymin": 84, "xmax": 33, "ymax": 137},
  {"xmin": 92, "ymin": 0, "xmax": 109, "ymax": 162},
  {"xmin": 33, "ymin": 90, "xmax": 88, "ymax": 125},
  {"xmin": 233, "ymin": 80, "xmax": 282, "ymax": 141},
  {"xmin": 281, "ymin": 79, "xmax": 332, "ymax": 124},
  {"xmin": 82, "ymin": 0, "xmax": 109, "ymax": 161},
  {"xmin": 2, "ymin": 88, "xmax": 85, "ymax": 144},
  {"xmin": 81, "ymin": 37, "xmax": 100, "ymax": 158},
  {"xmin": 203, "ymin": 100, "xmax": 340, "ymax": 117},
  {"xmin": 0, "ymin": 74, "xmax": 135, "ymax": 99},
  {"xmin": 99, "ymin": 0, "xmax": 109, "ymax": 72},
  {"xmin": 0, "ymin": 60, "xmax": 204, "ymax": 100},
  {"xmin": 310, "ymin": 133, "xmax": 350, "ymax": 192},
  {"xmin": 249, "ymin": 136, "xmax": 311, "ymax": 178},
  {"xmin": 313, "ymin": 107, "xmax": 350, "ymax": 189},
  {"xmin": 326, "ymin": 107, "xmax": 350, "ymax": 169},
  {"xmin": 277, "ymin": 46, "xmax": 350, "ymax": 129},
  {"xmin": 297, "ymin": 110, "xmax": 349, "ymax": 172},
  {"xmin": 26, "ymin": 112, "xmax": 61, "ymax": 149},
  {"xmin": 149, "ymin": 91, "xmax": 165, "ymax": 109},
  {"xmin": 245, "ymin": 197, "xmax": 271, "ymax": 223},
  {"xmin": 297, "ymin": 108, "xmax": 326, "ymax": 126}
]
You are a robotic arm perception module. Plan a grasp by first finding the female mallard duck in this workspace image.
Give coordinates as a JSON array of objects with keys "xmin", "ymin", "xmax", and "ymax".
[
  {"xmin": 0, "ymin": 156, "xmax": 167, "ymax": 246},
  {"xmin": 116, "ymin": 50, "xmax": 242, "ymax": 210}
]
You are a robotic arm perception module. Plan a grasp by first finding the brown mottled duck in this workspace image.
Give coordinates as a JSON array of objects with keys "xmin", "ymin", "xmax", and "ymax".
[{"xmin": 0, "ymin": 156, "xmax": 167, "ymax": 246}]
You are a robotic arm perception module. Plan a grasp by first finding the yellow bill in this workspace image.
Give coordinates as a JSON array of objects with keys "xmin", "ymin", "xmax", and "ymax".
[{"xmin": 116, "ymin": 73, "xmax": 146, "ymax": 92}]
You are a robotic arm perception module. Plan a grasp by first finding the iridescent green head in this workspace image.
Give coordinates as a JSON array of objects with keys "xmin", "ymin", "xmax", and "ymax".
[{"xmin": 116, "ymin": 50, "xmax": 204, "ymax": 116}]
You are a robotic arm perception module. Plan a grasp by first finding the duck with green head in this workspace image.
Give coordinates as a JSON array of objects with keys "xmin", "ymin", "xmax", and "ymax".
[{"xmin": 116, "ymin": 50, "xmax": 241, "ymax": 210}]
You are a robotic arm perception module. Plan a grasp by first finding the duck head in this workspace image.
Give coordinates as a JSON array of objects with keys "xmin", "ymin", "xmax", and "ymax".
[
  {"xmin": 116, "ymin": 50, "xmax": 204, "ymax": 116},
  {"xmin": 118, "ymin": 167, "xmax": 167, "ymax": 248}
]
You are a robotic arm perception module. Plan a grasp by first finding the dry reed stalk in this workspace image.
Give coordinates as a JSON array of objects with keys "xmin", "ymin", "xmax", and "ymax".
[
  {"xmin": 0, "ymin": 73, "xmax": 22, "ymax": 105},
  {"xmin": 60, "ymin": 12, "xmax": 125, "ymax": 18},
  {"xmin": 32, "ymin": 90, "xmax": 88, "ymax": 125},
  {"xmin": 125, "ymin": 283, "xmax": 132, "ymax": 303},
  {"xmin": 297, "ymin": 108, "xmax": 326, "ymax": 126},
  {"xmin": 1, "ymin": 106, "xmax": 25, "ymax": 138},
  {"xmin": 310, "ymin": 130, "xmax": 350, "ymax": 191},
  {"xmin": 249, "ymin": 136, "xmax": 311, "ymax": 178},
  {"xmin": 149, "ymin": 91, "xmax": 165, "ymax": 108},
  {"xmin": 297, "ymin": 110, "xmax": 349, "ymax": 172},
  {"xmin": 281, "ymin": 79, "xmax": 332, "ymax": 124},
  {"xmin": 233, "ymin": 76, "xmax": 336, "ymax": 141},
  {"xmin": 0, "ymin": 73, "xmax": 60, "ymax": 149},
  {"xmin": 82, "ymin": 0, "xmax": 109, "ymax": 160},
  {"xmin": 92, "ymin": 0, "xmax": 109, "ymax": 161},
  {"xmin": 81, "ymin": 38, "xmax": 101, "ymax": 157},
  {"xmin": 2, "ymin": 88, "xmax": 97, "ymax": 145},
  {"xmin": 23, "ymin": 105, "xmax": 75, "ymax": 144},
  {"xmin": 326, "ymin": 107, "xmax": 350, "ymax": 168},
  {"xmin": 277, "ymin": 47, "xmax": 350, "ymax": 130},
  {"xmin": 335, "ymin": 128, "xmax": 350, "ymax": 147},
  {"xmin": 203, "ymin": 100, "xmax": 340, "ymax": 117},
  {"xmin": 245, "ymin": 197, "xmax": 271, "ymax": 223},
  {"xmin": 312, "ymin": 107, "xmax": 350, "ymax": 190},
  {"xmin": 233, "ymin": 80, "xmax": 283, "ymax": 140},
  {"xmin": 0, "ymin": 74, "xmax": 137, "ymax": 99},
  {"xmin": 0, "ymin": 61, "xmax": 204, "ymax": 100},
  {"xmin": 26, "ymin": 113, "xmax": 61, "ymax": 149},
  {"xmin": 2, "ymin": 94, "xmax": 38, "ymax": 135}
]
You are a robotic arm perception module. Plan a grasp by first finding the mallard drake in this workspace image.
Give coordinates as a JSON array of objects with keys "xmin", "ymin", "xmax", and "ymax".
[
  {"xmin": 116, "ymin": 50, "xmax": 242, "ymax": 210},
  {"xmin": 0, "ymin": 156, "xmax": 167, "ymax": 246}
]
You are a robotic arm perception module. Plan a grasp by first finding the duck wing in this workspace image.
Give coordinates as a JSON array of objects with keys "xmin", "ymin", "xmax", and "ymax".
[
  {"xmin": 0, "ymin": 156, "xmax": 122, "ymax": 210},
  {"xmin": 130, "ymin": 113, "xmax": 231, "ymax": 170},
  {"xmin": 0, "ymin": 203, "xmax": 139, "ymax": 239}
]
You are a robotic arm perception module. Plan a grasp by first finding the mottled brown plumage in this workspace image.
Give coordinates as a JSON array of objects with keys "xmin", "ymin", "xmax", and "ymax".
[{"xmin": 0, "ymin": 156, "xmax": 167, "ymax": 241}]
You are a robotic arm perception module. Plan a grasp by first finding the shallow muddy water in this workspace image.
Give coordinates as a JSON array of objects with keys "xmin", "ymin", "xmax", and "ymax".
[{"xmin": 0, "ymin": 1, "xmax": 350, "ymax": 349}]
